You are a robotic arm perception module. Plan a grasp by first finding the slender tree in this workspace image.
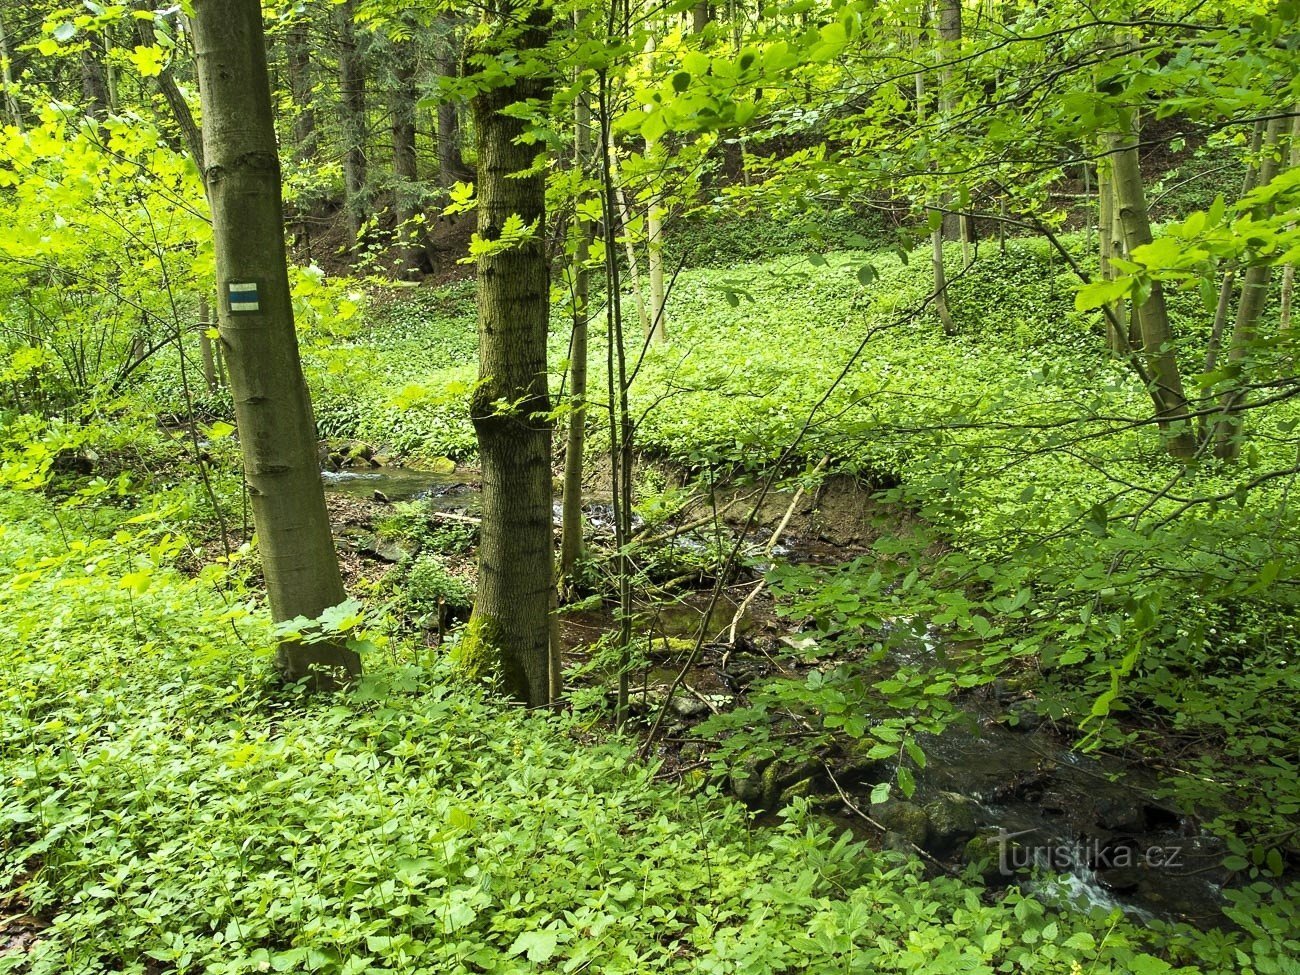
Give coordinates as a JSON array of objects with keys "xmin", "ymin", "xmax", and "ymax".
[
  {"xmin": 1213, "ymin": 115, "xmax": 1288, "ymax": 461},
  {"xmin": 433, "ymin": 16, "xmax": 471, "ymax": 187},
  {"xmin": 192, "ymin": 0, "xmax": 358, "ymax": 687},
  {"xmin": 336, "ymin": 0, "xmax": 368, "ymax": 248},
  {"xmin": 561, "ymin": 69, "xmax": 592, "ymax": 587},
  {"xmin": 388, "ymin": 37, "xmax": 427, "ymax": 279},
  {"xmin": 457, "ymin": 0, "xmax": 554, "ymax": 706},
  {"xmin": 1106, "ymin": 102, "xmax": 1197, "ymax": 460}
]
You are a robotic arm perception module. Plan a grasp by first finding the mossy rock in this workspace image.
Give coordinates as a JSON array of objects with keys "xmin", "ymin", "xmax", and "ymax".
[
  {"xmin": 728, "ymin": 753, "xmax": 776, "ymax": 805},
  {"xmin": 871, "ymin": 799, "xmax": 930, "ymax": 848},
  {"xmin": 923, "ymin": 792, "xmax": 979, "ymax": 855},
  {"xmin": 778, "ymin": 776, "xmax": 820, "ymax": 806},
  {"xmin": 837, "ymin": 737, "xmax": 888, "ymax": 784}
]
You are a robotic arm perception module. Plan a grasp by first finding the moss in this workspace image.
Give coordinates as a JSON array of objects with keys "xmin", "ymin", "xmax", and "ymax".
[{"xmin": 452, "ymin": 610, "xmax": 502, "ymax": 682}]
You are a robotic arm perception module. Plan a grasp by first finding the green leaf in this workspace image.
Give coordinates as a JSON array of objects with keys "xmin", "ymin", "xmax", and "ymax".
[
  {"xmin": 129, "ymin": 45, "xmax": 166, "ymax": 78},
  {"xmin": 510, "ymin": 929, "xmax": 558, "ymax": 964},
  {"xmin": 1075, "ymin": 277, "xmax": 1130, "ymax": 312},
  {"xmin": 904, "ymin": 738, "xmax": 927, "ymax": 769},
  {"xmin": 671, "ymin": 71, "xmax": 691, "ymax": 93},
  {"xmin": 897, "ymin": 766, "xmax": 916, "ymax": 799}
]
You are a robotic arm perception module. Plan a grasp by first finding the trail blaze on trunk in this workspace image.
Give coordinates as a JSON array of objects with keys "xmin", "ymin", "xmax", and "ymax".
[{"xmin": 193, "ymin": 0, "xmax": 358, "ymax": 689}]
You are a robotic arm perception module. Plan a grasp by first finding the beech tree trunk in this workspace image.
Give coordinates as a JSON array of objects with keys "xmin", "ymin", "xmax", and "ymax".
[
  {"xmin": 1205, "ymin": 122, "xmax": 1264, "ymax": 375},
  {"xmin": 1097, "ymin": 161, "xmax": 1124, "ymax": 353},
  {"xmin": 1107, "ymin": 107, "xmax": 1196, "ymax": 460},
  {"xmin": 1213, "ymin": 115, "xmax": 1288, "ymax": 461},
  {"xmin": 192, "ymin": 0, "xmax": 358, "ymax": 687},
  {"xmin": 458, "ymin": 1, "xmax": 554, "ymax": 706},
  {"xmin": 80, "ymin": 43, "xmax": 111, "ymax": 120}
]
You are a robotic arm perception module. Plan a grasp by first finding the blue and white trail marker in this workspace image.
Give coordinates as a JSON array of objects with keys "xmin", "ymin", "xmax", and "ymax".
[{"xmin": 227, "ymin": 281, "xmax": 261, "ymax": 313}]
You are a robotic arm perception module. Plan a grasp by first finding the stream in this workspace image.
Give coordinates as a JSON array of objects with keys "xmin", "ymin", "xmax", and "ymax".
[{"xmin": 324, "ymin": 465, "xmax": 1247, "ymax": 930}]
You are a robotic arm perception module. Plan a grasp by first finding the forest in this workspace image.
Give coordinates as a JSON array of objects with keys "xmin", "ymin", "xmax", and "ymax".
[{"xmin": 1, "ymin": 0, "xmax": 1299, "ymax": 970}]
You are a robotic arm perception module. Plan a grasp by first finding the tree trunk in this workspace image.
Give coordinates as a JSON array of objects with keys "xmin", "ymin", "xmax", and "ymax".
[
  {"xmin": 1205, "ymin": 121, "xmax": 1264, "ymax": 375},
  {"xmin": 135, "ymin": 4, "xmax": 204, "ymax": 170},
  {"xmin": 434, "ymin": 22, "xmax": 471, "ymax": 188},
  {"xmin": 692, "ymin": 1, "xmax": 711, "ymax": 32},
  {"xmin": 336, "ymin": 0, "xmax": 368, "ymax": 248},
  {"xmin": 1278, "ymin": 112, "xmax": 1300, "ymax": 332},
  {"xmin": 389, "ymin": 41, "xmax": 427, "ymax": 280},
  {"xmin": 80, "ymin": 43, "xmax": 111, "ymax": 120},
  {"xmin": 643, "ymin": 35, "xmax": 667, "ymax": 344},
  {"xmin": 458, "ymin": 2, "xmax": 554, "ymax": 707},
  {"xmin": 192, "ymin": 0, "xmax": 357, "ymax": 688},
  {"xmin": 561, "ymin": 78, "xmax": 591, "ymax": 588},
  {"xmin": 198, "ymin": 296, "xmax": 219, "ymax": 393},
  {"xmin": 1107, "ymin": 107, "xmax": 1196, "ymax": 460},
  {"xmin": 917, "ymin": 1, "xmax": 956, "ymax": 334},
  {"xmin": 937, "ymin": 0, "xmax": 969, "ymax": 258},
  {"xmin": 1212, "ymin": 115, "xmax": 1288, "ymax": 461},
  {"xmin": 285, "ymin": 24, "xmax": 317, "ymax": 162},
  {"xmin": 608, "ymin": 141, "xmax": 653, "ymax": 338},
  {"xmin": 0, "ymin": 11, "xmax": 23, "ymax": 131},
  {"xmin": 1097, "ymin": 161, "xmax": 1125, "ymax": 354}
]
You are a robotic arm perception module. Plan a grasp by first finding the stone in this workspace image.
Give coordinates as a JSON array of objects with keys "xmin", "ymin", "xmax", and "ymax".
[
  {"xmin": 779, "ymin": 777, "xmax": 819, "ymax": 806},
  {"xmin": 762, "ymin": 756, "xmax": 824, "ymax": 807},
  {"xmin": 923, "ymin": 792, "xmax": 980, "ymax": 855},
  {"xmin": 838, "ymin": 737, "xmax": 888, "ymax": 784},
  {"xmin": 871, "ymin": 799, "xmax": 930, "ymax": 848},
  {"xmin": 729, "ymin": 754, "xmax": 775, "ymax": 806},
  {"xmin": 1095, "ymin": 794, "xmax": 1147, "ymax": 832},
  {"xmin": 669, "ymin": 694, "xmax": 711, "ymax": 719},
  {"xmin": 882, "ymin": 831, "xmax": 911, "ymax": 854}
]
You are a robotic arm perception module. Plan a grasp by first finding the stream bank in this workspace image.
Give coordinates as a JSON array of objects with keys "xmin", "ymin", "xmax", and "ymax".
[{"xmin": 320, "ymin": 459, "xmax": 1270, "ymax": 931}]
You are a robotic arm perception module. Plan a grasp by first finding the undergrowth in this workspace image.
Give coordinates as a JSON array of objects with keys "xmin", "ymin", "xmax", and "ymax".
[{"xmin": 2, "ymin": 487, "xmax": 1276, "ymax": 974}]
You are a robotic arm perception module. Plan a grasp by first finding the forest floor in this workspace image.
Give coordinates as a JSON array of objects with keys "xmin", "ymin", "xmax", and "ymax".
[{"xmin": 5, "ymin": 235, "xmax": 1300, "ymax": 973}]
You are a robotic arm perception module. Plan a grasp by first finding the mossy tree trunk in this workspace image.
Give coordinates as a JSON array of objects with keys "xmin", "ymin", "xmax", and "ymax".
[
  {"xmin": 459, "ymin": 0, "xmax": 554, "ymax": 707},
  {"xmin": 192, "ymin": 0, "xmax": 358, "ymax": 688}
]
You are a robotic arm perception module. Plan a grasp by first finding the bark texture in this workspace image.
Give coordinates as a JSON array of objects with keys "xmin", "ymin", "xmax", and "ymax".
[
  {"xmin": 192, "ymin": 0, "xmax": 357, "ymax": 687},
  {"xmin": 459, "ymin": 2, "xmax": 554, "ymax": 706},
  {"xmin": 336, "ymin": 0, "xmax": 368, "ymax": 247},
  {"xmin": 1213, "ymin": 115, "xmax": 1287, "ymax": 461},
  {"xmin": 135, "ymin": 4, "xmax": 204, "ymax": 169},
  {"xmin": 1107, "ymin": 107, "xmax": 1196, "ymax": 459}
]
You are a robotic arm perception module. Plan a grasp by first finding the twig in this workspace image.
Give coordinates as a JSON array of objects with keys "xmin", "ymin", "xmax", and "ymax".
[
  {"xmin": 824, "ymin": 767, "xmax": 961, "ymax": 876},
  {"xmin": 725, "ymin": 456, "xmax": 830, "ymax": 645}
]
